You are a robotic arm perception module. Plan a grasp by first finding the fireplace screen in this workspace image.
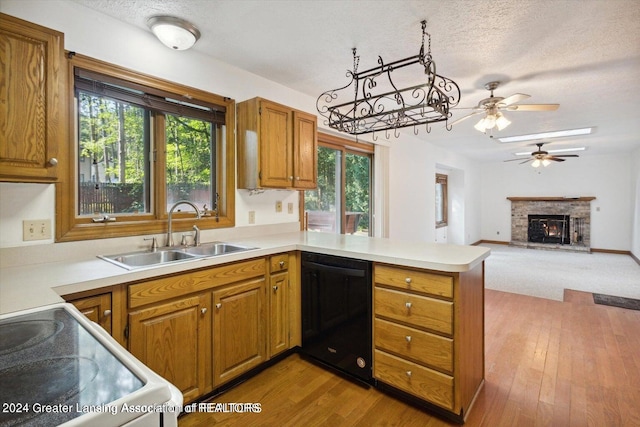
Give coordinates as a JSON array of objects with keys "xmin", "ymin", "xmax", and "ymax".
[{"xmin": 528, "ymin": 214, "xmax": 571, "ymax": 244}]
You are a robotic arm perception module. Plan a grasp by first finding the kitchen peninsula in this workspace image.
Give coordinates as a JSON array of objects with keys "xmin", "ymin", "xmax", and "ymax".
[{"xmin": 0, "ymin": 231, "xmax": 489, "ymax": 423}]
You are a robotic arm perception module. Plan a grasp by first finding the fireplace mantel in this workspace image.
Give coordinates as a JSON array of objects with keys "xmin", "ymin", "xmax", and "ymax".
[{"xmin": 507, "ymin": 196, "xmax": 596, "ymax": 202}]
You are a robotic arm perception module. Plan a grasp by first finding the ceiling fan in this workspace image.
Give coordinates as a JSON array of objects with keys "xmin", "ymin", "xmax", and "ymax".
[
  {"xmin": 450, "ymin": 81, "xmax": 559, "ymax": 133},
  {"xmin": 504, "ymin": 143, "xmax": 579, "ymax": 167}
]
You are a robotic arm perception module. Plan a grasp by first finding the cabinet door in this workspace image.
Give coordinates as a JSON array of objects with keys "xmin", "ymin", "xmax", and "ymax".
[
  {"xmin": 0, "ymin": 14, "xmax": 64, "ymax": 181},
  {"xmin": 129, "ymin": 294, "xmax": 209, "ymax": 402},
  {"xmin": 269, "ymin": 271, "xmax": 289, "ymax": 357},
  {"xmin": 293, "ymin": 110, "xmax": 317, "ymax": 189},
  {"xmin": 213, "ymin": 278, "xmax": 266, "ymax": 385},
  {"xmin": 259, "ymin": 101, "xmax": 292, "ymax": 188},
  {"xmin": 69, "ymin": 293, "xmax": 112, "ymax": 335}
]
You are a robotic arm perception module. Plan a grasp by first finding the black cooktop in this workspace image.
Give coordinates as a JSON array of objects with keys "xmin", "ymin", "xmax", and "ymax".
[{"xmin": 0, "ymin": 307, "xmax": 144, "ymax": 426}]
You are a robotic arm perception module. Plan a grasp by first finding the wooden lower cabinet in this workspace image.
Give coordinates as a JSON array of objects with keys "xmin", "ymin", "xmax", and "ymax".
[
  {"xmin": 268, "ymin": 253, "xmax": 290, "ymax": 357},
  {"xmin": 128, "ymin": 294, "xmax": 210, "ymax": 403},
  {"xmin": 213, "ymin": 277, "xmax": 267, "ymax": 386},
  {"xmin": 269, "ymin": 271, "xmax": 289, "ymax": 357},
  {"xmin": 68, "ymin": 292, "xmax": 113, "ymax": 334},
  {"xmin": 373, "ymin": 262, "xmax": 484, "ymax": 423}
]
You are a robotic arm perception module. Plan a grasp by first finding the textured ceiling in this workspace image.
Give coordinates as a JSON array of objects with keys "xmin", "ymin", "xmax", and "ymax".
[{"xmin": 70, "ymin": 0, "xmax": 640, "ymax": 162}]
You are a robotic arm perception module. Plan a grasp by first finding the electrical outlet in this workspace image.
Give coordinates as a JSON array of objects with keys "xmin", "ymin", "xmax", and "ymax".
[
  {"xmin": 288, "ymin": 202, "xmax": 294, "ymax": 214},
  {"xmin": 275, "ymin": 201, "xmax": 282, "ymax": 213},
  {"xmin": 248, "ymin": 211, "xmax": 256, "ymax": 224},
  {"xmin": 23, "ymin": 219, "xmax": 52, "ymax": 241}
]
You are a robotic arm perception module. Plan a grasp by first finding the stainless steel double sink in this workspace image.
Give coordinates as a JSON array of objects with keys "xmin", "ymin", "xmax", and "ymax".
[{"xmin": 99, "ymin": 242, "xmax": 257, "ymax": 270}]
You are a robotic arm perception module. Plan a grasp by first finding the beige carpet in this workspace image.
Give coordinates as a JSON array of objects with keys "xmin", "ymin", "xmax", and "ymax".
[{"xmin": 482, "ymin": 243, "xmax": 640, "ymax": 301}]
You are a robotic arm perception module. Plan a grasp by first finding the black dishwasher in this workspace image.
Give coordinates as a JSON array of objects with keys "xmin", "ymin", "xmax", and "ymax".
[{"xmin": 300, "ymin": 251, "xmax": 373, "ymax": 384}]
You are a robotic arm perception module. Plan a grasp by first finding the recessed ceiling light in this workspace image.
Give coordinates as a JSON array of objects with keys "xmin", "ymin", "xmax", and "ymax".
[
  {"xmin": 514, "ymin": 147, "xmax": 587, "ymax": 156},
  {"xmin": 496, "ymin": 127, "xmax": 593, "ymax": 143}
]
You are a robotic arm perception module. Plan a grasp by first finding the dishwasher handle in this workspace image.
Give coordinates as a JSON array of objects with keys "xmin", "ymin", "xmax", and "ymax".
[{"xmin": 302, "ymin": 260, "xmax": 366, "ymax": 277}]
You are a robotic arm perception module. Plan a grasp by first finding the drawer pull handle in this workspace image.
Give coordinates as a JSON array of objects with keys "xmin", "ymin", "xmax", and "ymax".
[
  {"xmin": 273, "ymin": 285, "xmax": 279, "ymax": 291},
  {"xmin": 103, "ymin": 309, "xmax": 112, "ymax": 317},
  {"xmin": 406, "ymin": 371, "xmax": 412, "ymax": 378},
  {"xmin": 215, "ymin": 303, "xmax": 222, "ymax": 309},
  {"xmin": 201, "ymin": 308, "xmax": 208, "ymax": 315},
  {"xmin": 405, "ymin": 277, "xmax": 412, "ymax": 284},
  {"xmin": 405, "ymin": 302, "xmax": 412, "ymax": 309},
  {"xmin": 405, "ymin": 335, "xmax": 412, "ymax": 343},
  {"xmin": 279, "ymin": 261, "xmax": 285, "ymax": 268}
]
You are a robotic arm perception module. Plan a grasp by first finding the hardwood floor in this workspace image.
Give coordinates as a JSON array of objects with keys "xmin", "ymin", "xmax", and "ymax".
[{"xmin": 179, "ymin": 289, "xmax": 640, "ymax": 426}]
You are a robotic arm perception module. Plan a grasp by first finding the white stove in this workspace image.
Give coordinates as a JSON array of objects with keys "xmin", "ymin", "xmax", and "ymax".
[{"xmin": 0, "ymin": 303, "xmax": 182, "ymax": 426}]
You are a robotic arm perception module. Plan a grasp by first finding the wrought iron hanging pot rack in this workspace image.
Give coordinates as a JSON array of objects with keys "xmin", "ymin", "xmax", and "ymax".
[{"xmin": 316, "ymin": 20, "xmax": 461, "ymax": 139}]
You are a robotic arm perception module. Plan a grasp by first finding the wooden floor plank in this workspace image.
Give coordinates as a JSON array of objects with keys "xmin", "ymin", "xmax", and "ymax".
[{"xmin": 179, "ymin": 289, "xmax": 640, "ymax": 427}]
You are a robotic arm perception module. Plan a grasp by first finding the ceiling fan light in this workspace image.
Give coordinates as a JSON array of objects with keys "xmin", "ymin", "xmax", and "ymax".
[
  {"xmin": 474, "ymin": 118, "xmax": 488, "ymax": 132},
  {"xmin": 532, "ymin": 159, "xmax": 541, "ymax": 168},
  {"xmin": 542, "ymin": 159, "xmax": 551, "ymax": 167},
  {"xmin": 484, "ymin": 114, "xmax": 497, "ymax": 129},
  {"xmin": 495, "ymin": 113, "xmax": 511, "ymax": 131},
  {"xmin": 147, "ymin": 16, "xmax": 200, "ymax": 50}
]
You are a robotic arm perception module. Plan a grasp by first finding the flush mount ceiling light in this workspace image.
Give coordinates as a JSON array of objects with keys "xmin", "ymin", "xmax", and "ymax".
[
  {"xmin": 316, "ymin": 20, "xmax": 461, "ymax": 138},
  {"xmin": 147, "ymin": 16, "xmax": 201, "ymax": 50},
  {"xmin": 496, "ymin": 127, "xmax": 594, "ymax": 143}
]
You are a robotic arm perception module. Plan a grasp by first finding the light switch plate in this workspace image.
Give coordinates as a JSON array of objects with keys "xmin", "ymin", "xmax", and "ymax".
[
  {"xmin": 288, "ymin": 202, "xmax": 294, "ymax": 214},
  {"xmin": 23, "ymin": 219, "xmax": 52, "ymax": 241},
  {"xmin": 275, "ymin": 201, "xmax": 282, "ymax": 213},
  {"xmin": 248, "ymin": 211, "xmax": 256, "ymax": 224}
]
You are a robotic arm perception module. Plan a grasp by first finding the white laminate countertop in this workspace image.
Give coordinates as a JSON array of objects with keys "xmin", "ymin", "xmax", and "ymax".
[{"xmin": 0, "ymin": 232, "xmax": 490, "ymax": 315}]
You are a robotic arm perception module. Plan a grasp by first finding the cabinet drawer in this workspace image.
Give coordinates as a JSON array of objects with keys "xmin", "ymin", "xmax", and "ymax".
[
  {"xmin": 269, "ymin": 254, "xmax": 289, "ymax": 272},
  {"xmin": 129, "ymin": 258, "xmax": 265, "ymax": 308},
  {"xmin": 375, "ymin": 318, "xmax": 453, "ymax": 373},
  {"xmin": 375, "ymin": 264, "xmax": 453, "ymax": 298},
  {"xmin": 374, "ymin": 287, "xmax": 453, "ymax": 335},
  {"xmin": 374, "ymin": 349, "xmax": 454, "ymax": 411}
]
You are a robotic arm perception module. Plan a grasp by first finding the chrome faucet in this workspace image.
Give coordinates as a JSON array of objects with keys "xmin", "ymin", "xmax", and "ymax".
[{"xmin": 166, "ymin": 200, "xmax": 201, "ymax": 247}]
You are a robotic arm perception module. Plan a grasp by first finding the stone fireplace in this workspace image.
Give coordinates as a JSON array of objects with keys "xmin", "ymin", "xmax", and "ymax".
[{"xmin": 508, "ymin": 197, "xmax": 595, "ymax": 252}]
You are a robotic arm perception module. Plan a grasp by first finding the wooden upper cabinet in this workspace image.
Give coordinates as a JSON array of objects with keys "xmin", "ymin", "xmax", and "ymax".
[
  {"xmin": 260, "ymin": 101, "xmax": 293, "ymax": 188},
  {"xmin": 293, "ymin": 110, "xmax": 318, "ymax": 189},
  {"xmin": 0, "ymin": 13, "xmax": 66, "ymax": 181},
  {"xmin": 237, "ymin": 97, "xmax": 317, "ymax": 189}
]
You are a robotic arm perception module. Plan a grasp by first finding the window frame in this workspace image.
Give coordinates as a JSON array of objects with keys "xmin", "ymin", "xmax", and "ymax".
[
  {"xmin": 301, "ymin": 132, "xmax": 374, "ymax": 235},
  {"xmin": 56, "ymin": 53, "xmax": 235, "ymax": 242},
  {"xmin": 435, "ymin": 173, "xmax": 448, "ymax": 228}
]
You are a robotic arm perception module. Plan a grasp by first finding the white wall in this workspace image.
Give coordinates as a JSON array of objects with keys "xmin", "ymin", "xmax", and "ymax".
[
  {"xmin": 631, "ymin": 147, "xmax": 640, "ymax": 259},
  {"xmin": 480, "ymin": 152, "xmax": 633, "ymax": 251},
  {"xmin": 388, "ymin": 135, "xmax": 482, "ymax": 245}
]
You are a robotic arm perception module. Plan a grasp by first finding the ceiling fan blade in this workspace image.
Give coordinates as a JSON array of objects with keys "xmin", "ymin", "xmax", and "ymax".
[
  {"xmin": 549, "ymin": 154, "xmax": 579, "ymax": 158},
  {"xmin": 503, "ymin": 158, "xmax": 528, "ymax": 162},
  {"xmin": 497, "ymin": 93, "xmax": 530, "ymax": 107},
  {"xmin": 506, "ymin": 104, "xmax": 560, "ymax": 111},
  {"xmin": 548, "ymin": 157, "xmax": 566, "ymax": 162},
  {"xmin": 520, "ymin": 158, "xmax": 534, "ymax": 164},
  {"xmin": 449, "ymin": 111, "xmax": 484, "ymax": 126}
]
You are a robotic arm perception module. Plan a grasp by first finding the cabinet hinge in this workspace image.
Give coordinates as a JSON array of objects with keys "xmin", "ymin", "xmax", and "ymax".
[
  {"xmin": 124, "ymin": 324, "xmax": 129, "ymax": 339},
  {"xmin": 259, "ymin": 171, "xmax": 262, "ymax": 180},
  {"xmin": 259, "ymin": 107, "xmax": 262, "ymax": 115}
]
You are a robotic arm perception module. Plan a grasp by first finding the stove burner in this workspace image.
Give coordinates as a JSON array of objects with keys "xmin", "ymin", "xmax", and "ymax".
[
  {"xmin": 0, "ymin": 357, "xmax": 98, "ymax": 425},
  {"xmin": 0, "ymin": 320, "xmax": 63, "ymax": 356}
]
